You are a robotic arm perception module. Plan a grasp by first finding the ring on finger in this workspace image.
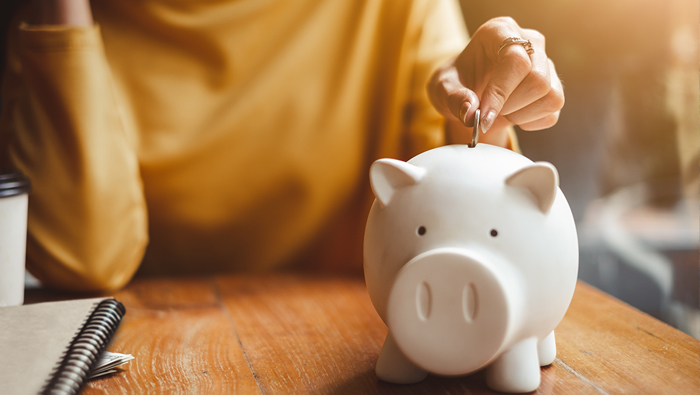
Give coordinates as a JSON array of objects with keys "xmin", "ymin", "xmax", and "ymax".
[{"xmin": 498, "ymin": 37, "xmax": 535, "ymax": 56}]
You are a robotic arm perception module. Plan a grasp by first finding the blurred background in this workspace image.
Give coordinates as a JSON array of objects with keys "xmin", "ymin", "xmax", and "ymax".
[{"xmin": 460, "ymin": 0, "xmax": 699, "ymax": 338}]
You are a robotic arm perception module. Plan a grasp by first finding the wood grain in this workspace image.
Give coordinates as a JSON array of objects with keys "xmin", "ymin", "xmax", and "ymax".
[
  {"xmin": 82, "ymin": 277, "xmax": 261, "ymax": 394},
  {"xmin": 216, "ymin": 275, "xmax": 700, "ymax": 395},
  {"xmin": 26, "ymin": 275, "xmax": 699, "ymax": 394},
  {"xmin": 555, "ymin": 281, "xmax": 700, "ymax": 395}
]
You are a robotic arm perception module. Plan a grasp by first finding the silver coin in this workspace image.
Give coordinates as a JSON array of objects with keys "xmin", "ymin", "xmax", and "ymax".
[{"xmin": 469, "ymin": 108, "xmax": 480, "ymax": 148}]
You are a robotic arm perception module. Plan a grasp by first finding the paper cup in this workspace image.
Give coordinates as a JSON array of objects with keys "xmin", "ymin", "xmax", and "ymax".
[{"xmin": 0, "ymin": 170, "xmax": 31, "ymax": 306}]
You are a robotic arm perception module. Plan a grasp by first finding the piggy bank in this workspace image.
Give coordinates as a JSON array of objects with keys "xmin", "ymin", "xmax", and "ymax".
[{"xmin": 363, "ymin": 144, "xmax": 578, "ymax": 393}]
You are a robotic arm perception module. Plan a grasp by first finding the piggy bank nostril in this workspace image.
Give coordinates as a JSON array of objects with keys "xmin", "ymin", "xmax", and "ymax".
[
  {"xmin": 416, "ymin": 281, "xmax": 432, "ymax": 321},
  {"xmin": 462, "ymin": 283, "xmax": 478, "ymax": 323}
]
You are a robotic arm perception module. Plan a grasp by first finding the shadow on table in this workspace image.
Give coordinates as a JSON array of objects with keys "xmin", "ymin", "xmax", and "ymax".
[
  {"xmin": 317, "ymin": 364, "xmax": 569, "ymax": 395},
  {"xmin": 319, "ymin": 365, "xmax": 483, "ymax": 395}
]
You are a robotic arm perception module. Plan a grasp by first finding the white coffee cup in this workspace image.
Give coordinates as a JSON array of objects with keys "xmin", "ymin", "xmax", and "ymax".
[{"xmin": 0, "ymin": 170, "xmax": 31, "ymax": 306}]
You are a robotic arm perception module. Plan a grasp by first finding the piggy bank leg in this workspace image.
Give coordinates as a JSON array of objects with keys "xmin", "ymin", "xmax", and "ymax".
[
  {"xmin": 538, "ymin": 331, "xmax": 556, "ymax": 366},
  {"xmin": 485, "ymin": 337, "xmax": 540, "ymax": 393},
  {"xmin": 376, "ymin": 332, "xmax": 427, "ymax": 384}
]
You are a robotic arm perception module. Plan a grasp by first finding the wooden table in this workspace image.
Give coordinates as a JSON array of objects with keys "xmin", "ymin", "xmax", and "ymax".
[{"xmin": 26, "ymin": 275, "xmax": 699, "ymax": 394}]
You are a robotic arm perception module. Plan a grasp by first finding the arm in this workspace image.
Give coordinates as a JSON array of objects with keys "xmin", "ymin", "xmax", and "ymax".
[{"xmin": 0, "ymin": 2, "xmax": 148, "ymax": 291}]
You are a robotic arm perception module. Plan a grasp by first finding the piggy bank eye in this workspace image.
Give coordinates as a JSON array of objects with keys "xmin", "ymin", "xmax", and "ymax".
[
  {"xmin": 417, "ymin": 226, "xmax": 427, "ymax": 236},
  {"xmin": 490, "ymin": 229, "xmax": 498, "ymax": 237}
]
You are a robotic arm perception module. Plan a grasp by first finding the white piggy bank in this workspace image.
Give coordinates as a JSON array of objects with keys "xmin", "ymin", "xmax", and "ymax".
[{"xmin": 363, "ymin": 144, "xmax": 578, "ymax": 393}]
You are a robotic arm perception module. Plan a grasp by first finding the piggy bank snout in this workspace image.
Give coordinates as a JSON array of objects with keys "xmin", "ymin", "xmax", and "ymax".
[{"xmin": 386, "ymin": 249, "xmax": 513, "ymax": 376}]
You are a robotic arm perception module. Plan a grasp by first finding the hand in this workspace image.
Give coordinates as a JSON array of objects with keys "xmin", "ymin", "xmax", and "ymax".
[
  {"xmin": 29, "ymin": 0, "xmax": 93, "ymax": 26},
  {"xmin": 428, "ymin": 17, "xmax": 564, "ymax": 147}
]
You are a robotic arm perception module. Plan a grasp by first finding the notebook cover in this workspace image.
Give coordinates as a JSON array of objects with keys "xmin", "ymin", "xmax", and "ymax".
[{"xmin": 0, "ymin": 297, "xmax": 124, "ymax": 395}]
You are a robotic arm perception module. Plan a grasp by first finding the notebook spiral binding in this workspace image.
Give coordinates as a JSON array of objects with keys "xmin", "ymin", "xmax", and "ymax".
[{"xmin": 41, "ymin": 299, "xmax": 126, "ymax": 395}]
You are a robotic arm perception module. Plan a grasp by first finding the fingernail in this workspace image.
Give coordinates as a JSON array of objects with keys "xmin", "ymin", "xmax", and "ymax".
[
  {"xmin": 481, "ymin": 110, "xmax": 497, "ymax": 133},
  {"xmin": 459, "ymin": 102, "xmax": 472, "ymax": 126}
]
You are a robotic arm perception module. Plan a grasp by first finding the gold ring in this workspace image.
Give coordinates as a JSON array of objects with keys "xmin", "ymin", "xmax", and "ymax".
[{"xmin": 498, "ymin": 37, "xmax": 534, "ymax": 56}]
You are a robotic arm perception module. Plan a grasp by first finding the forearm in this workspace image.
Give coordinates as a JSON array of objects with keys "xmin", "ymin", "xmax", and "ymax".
[
  {"xmin": 28, "ymin": 0, "xmax": 92, "ymax": 26},
  {"xmin": 3, "ymin": 23, "xmax": 147, "ymax": 291}
]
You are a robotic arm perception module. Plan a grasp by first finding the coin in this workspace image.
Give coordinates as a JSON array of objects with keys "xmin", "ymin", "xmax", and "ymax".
[{"xmin": 469, "ymin": 109, "xmax": 480, "ymax": 148}]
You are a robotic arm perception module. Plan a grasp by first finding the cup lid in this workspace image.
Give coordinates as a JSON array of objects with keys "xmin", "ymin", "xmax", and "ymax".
[{"xmin": 0, "ymin": 169, "xmax": 31, "ymax": 198}]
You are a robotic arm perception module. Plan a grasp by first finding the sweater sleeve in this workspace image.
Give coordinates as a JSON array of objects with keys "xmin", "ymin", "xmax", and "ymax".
[{"xmin": 0, "ymin": 23, "xmax": 147, "ymax": 291}]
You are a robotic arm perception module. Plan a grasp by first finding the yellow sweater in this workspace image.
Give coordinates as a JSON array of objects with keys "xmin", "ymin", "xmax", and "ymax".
[{"xmin": 1, "ymin": 0, "xmax": 470, "ymax": 291}]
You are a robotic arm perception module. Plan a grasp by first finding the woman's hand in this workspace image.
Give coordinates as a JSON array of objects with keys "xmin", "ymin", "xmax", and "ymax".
[
  {"xmin": 428, "ymin": 17, "xmax": 564, "ymax": 147},
  {"xmin": 29, "ymin": 0, "xmax": 93, "ymax": 26}
]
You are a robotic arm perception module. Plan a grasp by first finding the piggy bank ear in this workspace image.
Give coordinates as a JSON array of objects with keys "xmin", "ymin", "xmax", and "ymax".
[
  {"xmin": 505, "ymin": 162, "xmax": 559, "ymax": 214},
  {"xmin": 370, "ymin": 159, "xmax": 426, "ymax": 208}
]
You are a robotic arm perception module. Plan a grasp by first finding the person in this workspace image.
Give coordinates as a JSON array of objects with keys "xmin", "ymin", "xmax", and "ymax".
[{"xmin": 0, "ymin": 0, "xmax": 564, "ymax": 291}]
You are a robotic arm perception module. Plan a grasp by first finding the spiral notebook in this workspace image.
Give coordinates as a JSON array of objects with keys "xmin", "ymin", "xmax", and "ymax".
[{"xmin": 0, "ymin": 297, "xmax": 126, "ymax": 395}]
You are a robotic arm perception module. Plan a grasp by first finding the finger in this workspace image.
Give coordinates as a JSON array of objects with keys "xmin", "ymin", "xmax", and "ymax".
[
  {"xmin": 500, "ymin": 30, "xmax": 551, "ymax": 115},
  {"xmin": 429, "ymin": 66, "xmax": 480, "ymax": 127},
  {"xmin": 518, "ymin": 111, "xmax": 561, "ymax": 131},
  {"xmin": 478, "ymin": 39, "xmax": 533, "ymax": 133},
  {"xmin": 504, "ymin": 60, "xmax": 564, "ymax": 125}
]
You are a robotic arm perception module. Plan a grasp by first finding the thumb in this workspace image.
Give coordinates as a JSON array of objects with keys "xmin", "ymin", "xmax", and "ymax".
[{"xmin": 428, "ymin": 66, "xmax": 480, "ymax": 127}]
